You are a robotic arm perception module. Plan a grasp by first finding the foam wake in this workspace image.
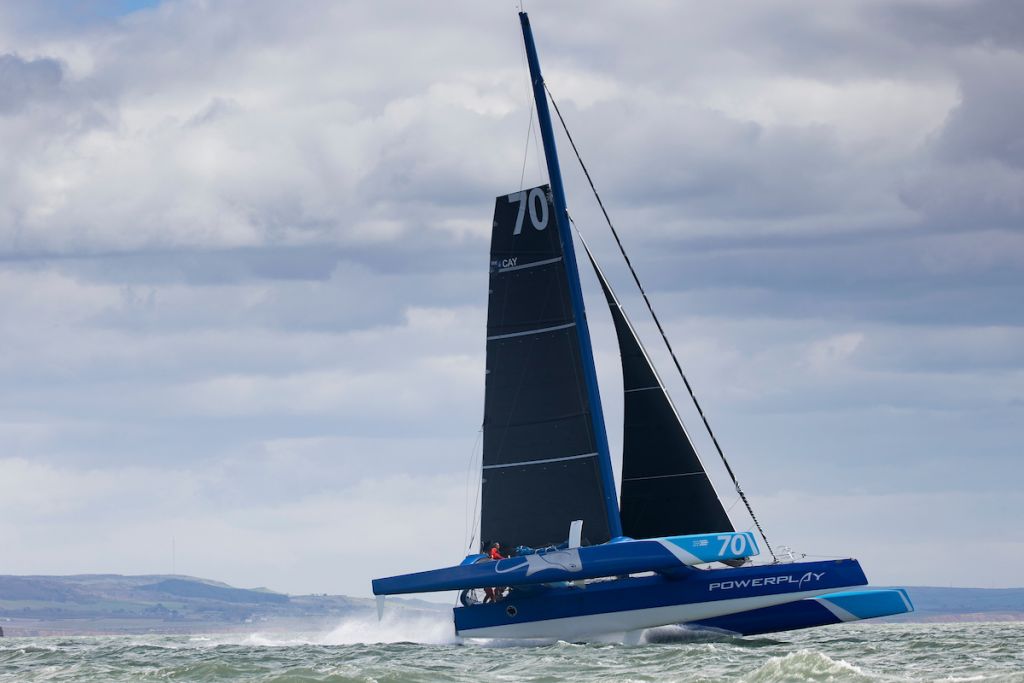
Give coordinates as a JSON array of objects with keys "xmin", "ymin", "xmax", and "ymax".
[
  {"xmin": 318, "ymin": 608, "xmax": 459, "ymax": 645},
  {"xmin": 222, "ymin": 607, "xmax": 459, "ymax": 647}
]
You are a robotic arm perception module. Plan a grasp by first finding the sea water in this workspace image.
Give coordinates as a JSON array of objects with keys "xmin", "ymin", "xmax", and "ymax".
[{"xmin": 1, "ymin": 618, "xmax": 1021, "ymax": 681}]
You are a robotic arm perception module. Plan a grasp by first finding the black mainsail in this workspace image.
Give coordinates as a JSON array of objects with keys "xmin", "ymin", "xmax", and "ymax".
[
  {"xmin": 584, "ymin": 246, "xmax": 735, "ymax": 539},
  {"xmin": 481, "ymin": 185, "xmax": 614, "ymax": 550}
]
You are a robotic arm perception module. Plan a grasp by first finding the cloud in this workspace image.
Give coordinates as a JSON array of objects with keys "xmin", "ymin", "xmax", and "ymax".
[
  {"xmin": 0, "ymin": 53, "xmax": 64, "ymax": 114},
  {"xmin": 0, "ymin": 456, "xmax": 470, "ymax": 593},
  {"xmin": 0, "ymin": 0, "xmax": 1019, "ymax": 593},
  {"xmin": 759, "ymin": 488, "xmax": 1024, "ymax": 588}
]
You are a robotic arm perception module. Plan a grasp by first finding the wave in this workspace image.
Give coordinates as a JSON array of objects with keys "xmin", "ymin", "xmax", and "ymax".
[{"xmin": 743, "ymin": 649, "xmax": 882, "ymax": 682}]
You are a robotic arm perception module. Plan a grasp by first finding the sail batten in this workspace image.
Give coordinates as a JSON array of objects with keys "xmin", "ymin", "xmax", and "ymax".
[
  {"xmin": 487, "ymin": 322, "xmax": 576, "ymax": 341},
  {"xmin": 623, "ymin": 472, "xmax": 704, "ymax": 481},
  {"xmin": 496, "ymin": 256, "xmax": 564, "ymax": 273},
  {"xmin": 483, "ymin": 452, "xmax": 598, "ymax": 470}
]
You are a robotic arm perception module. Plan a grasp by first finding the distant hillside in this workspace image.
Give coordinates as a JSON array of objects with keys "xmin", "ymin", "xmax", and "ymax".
[
  {"xmin": 0, "ymin": 574, "xmax": 287, "ymax": 605},
  {"xmin": 898, "ymin": 586, "xmax": 1024, "ymax": 621},
  {"xmin": 139, "ymin": 578, "xmax": 289, "ymax": 604},
  {"xmin": 0, "ymin": 574, "xmax": 377, "ymax": 636},
  {"xmin": 0, "ymin": 574, "xmax": 1019, "ymax": 636}
]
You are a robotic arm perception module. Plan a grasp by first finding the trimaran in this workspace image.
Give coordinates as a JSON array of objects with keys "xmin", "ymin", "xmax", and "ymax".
[{"xmin": 372, "ymin": 11, "xmax": 913, "ymax": 641}]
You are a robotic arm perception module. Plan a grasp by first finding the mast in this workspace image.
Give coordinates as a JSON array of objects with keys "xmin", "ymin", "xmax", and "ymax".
[{"xmin": 519, "ymin": 11, "xmax": 622, "ymax": 539}]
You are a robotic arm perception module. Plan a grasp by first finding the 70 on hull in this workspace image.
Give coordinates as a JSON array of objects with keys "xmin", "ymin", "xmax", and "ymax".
[{"xmin": 454, "ymin": 558, "xmax": 867, "ymax": 639}]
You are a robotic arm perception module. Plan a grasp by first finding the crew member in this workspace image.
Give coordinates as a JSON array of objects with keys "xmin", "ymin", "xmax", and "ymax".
[{"xmin": 484, "ymin": 542, "xmax": 506, "ymax": 603}]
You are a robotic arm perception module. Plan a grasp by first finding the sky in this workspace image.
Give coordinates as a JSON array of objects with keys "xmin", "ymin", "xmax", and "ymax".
[{"xmin": 0, "ymin": 0, "xmax": 1020, "ymax": 596}]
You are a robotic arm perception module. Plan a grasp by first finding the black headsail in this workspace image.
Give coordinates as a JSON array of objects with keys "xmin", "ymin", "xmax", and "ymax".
[
  {"xmin": 582, "ymin": 243, "xmax": 735, "ymax": 539},
  {"xmin": 481, "ymin": 185, "xmax": 614, "ymax": 550}
]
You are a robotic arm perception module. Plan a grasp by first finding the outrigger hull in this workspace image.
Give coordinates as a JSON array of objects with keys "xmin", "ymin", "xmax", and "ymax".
[
  {"xmin": 454, "ymin": 558, "xmax": 866, "ymax": 639},
  {"xmin": 686, "ymin": 588, "xmax": 914, "ymax": 636}
]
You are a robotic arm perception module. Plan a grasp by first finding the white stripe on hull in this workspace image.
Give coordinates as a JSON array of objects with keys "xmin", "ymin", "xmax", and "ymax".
[
  {"xmin": 456, "ymin": 587, "xmax": 846, "ymax": 640},
  {"xmin": 815, "ymin": 597, "xmax": 858, "ymax": 622}
]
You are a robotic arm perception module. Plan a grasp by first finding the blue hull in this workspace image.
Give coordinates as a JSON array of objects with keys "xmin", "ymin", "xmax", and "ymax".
[
  {"xmin": 687, "ymin": 588, "xmax": 915, "ymax": 636},
  {"xmin": 454, "ymin": 558, "xmax": 867, "ymax": 638}
]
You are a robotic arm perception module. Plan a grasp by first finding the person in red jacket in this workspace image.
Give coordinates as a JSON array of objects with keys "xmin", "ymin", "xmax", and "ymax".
[{"xmin": 484, "ymin": 542, "xmax": 506, "ymax": 603}]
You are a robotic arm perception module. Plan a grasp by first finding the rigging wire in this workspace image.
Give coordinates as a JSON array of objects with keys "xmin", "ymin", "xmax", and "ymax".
[
  {"xmin": 520, "ymin": 104, "xmax": 535, "ymax": 191},
  {"xmin": 464, "ymin": 427, "xmax": 483, "ymax": 553},
  {"xmin": 545, "ymin": 84, "xmax": 778, "ymax": 563},
  {"xmin": 515, "ymin": 17, "xmax": 544, "ymax": 190},
  {"xmin": 531, "ymin": 110, "xmax": 544, "ymax": 181}
]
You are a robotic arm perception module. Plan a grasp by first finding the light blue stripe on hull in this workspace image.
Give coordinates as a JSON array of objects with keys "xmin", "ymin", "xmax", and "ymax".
[{"xmin": 688, "ymin": 588, "xmax": 915, "ymax": 636}]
